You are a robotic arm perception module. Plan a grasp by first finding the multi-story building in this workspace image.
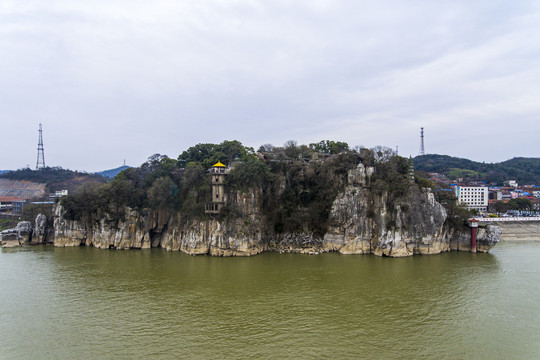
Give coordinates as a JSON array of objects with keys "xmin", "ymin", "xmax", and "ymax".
[
  {"xmin": 0, "ymin": 196, "xmax": 25, "ymax": 214},
  {"xmin": 49, "ymin": 189, "xmax": 69, "ymax": 199},
  {"xmin": 453, "ymin": 186, "xmax": 489, "ymax": 212},
  {"xmin": 489, "ymin": 187, "xmax": 503, "ymax": 200}
]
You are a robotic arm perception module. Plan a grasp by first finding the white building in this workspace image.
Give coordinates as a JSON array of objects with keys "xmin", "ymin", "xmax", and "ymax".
[
  {"xmin": 55, "ymin": 190, "xmax": 68, "ymax": 197},
  {"xmin": 504, "ymin": 180, "xmax": 518, "ymax": 188},
  {"xmin": 49, "ymin": 190, "xmax": 68, "ymax": 199},
  {"xmin": 454, "ymin": 186, "xmax": 489, "ymax": 212}
]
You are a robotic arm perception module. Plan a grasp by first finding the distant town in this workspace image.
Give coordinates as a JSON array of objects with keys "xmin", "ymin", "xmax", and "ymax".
[{"xmin": 426, "ymin": 172, "xmax": 540, "ymax": 216}]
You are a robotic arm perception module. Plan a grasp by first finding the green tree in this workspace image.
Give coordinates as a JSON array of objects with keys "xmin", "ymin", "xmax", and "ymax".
[
  {"xmin": 141, "ymin": 154, "xmax": 177, "ymax": 185},
  {"xmin": 507, "ymin": 198, "xmax": 532, "ymax": 211},
  {"xmin": 177, "ymin": 143, "xmax": 217, "ymax": 168},
  {"xmin": 227, "ymin": 158, "xmax": 271, "ymax": 190},
  {"xmin": 178, "ymin": 140, "xmax": 255, "ymax": 169},
  {"xmin": 178, "ymin": 163, "xmax": 209, "ymax": 215},
  {"xmin": 491, "ymin": 200, "xmax": 509, "ymax": 214},
  {"xmin": 219, "ymin": 140, "xmax": 255, "ymax": 164},
  {"xmin": 309, "ymin": 140, "xmax": 349, "ymax": 154},
  {"xmin": 283, "ymin": 140, "xmax": 300, "ymax": 159},
  {"xmin": 147, "ymin": 177, "xmax": 179, "ymax": 209}
]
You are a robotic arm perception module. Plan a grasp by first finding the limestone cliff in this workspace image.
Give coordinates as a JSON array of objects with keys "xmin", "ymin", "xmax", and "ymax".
[
  {"xmin": 31, "ymin": 213, "xmax": 52, "ymax": 244},
  {"xmin": 50, "ymin": 163, "xmax": 499, "ymax": 257},
  {"xmin": 0, "ymin": 221, "xmax": 32, "ymax": 248},
  {"xmin": 53, "ymin": 189, "xmax": 268, "ymax": 256},
  {"xmin": 323, "ymin": 185, "xmax": 447, "ymax": 256}
]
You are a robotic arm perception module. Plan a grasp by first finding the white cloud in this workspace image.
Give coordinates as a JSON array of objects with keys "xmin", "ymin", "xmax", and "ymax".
[{"xmin": 1, "ymin": 0, "xmax": 539, "ymax": 171}]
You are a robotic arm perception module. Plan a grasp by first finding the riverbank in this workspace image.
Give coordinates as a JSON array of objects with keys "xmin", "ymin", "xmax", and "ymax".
[
  {"xmin": 496, "ymin": 222, "xmax": 540, "ymax": 241},
  {"xmin": 2, "ymin": 212, "xmax": 501, "ymax": 256}
]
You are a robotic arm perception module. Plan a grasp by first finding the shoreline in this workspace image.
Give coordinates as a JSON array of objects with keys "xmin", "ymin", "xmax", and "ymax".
[{"xmin": 500, "ymin": 238, "xmax": 540, "ymax": 242}]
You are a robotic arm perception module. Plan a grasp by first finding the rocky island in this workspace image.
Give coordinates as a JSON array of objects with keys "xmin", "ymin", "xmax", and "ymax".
[{"xmin": 1, "ymin": 141, "xmax": 499, "ymax": 256}]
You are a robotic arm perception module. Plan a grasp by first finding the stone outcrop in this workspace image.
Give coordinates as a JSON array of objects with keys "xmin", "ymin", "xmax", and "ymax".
[
  {"xmin": 477, "ymin": 225, "xmax": 501, "ymax": 252},
  {"xmin": 0, "ymin": 221, "xmax": 32, "ymax": 248},
  {"xmin": 320, "ymin": 163, "xmax": 469, "ymax": 256},
  {"xmin": 52, "ymin": 189, "xmax": 268, "ymax": 256},
  {"xmin": 323, "ymin": 185, "xmax": 451, "ymax": 257},
  {"xmin": 49, "ymin": 163, "xmax": 499, "ymax": 257},
  {"xmin": 447, "ymin": 224, "xmax": 501, "ymax": 252},
  {"xmin": 53, "ymin": 206, "xmax": 151, "ymax": 249},
  {"xmin": 31, "ymin": 213, "xmax": 49, "ymax": 244}
]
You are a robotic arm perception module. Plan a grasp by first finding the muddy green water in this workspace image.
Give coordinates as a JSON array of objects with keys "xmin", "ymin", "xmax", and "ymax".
[{"xmin": 1, "ymin": 243, "xmax": 539, "ymax": 359}]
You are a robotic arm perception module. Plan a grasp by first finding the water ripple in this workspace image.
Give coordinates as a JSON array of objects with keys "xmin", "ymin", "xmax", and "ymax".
[{"xmin": 1, "ymin": 244, "xmax": 539, "ymax": 359}]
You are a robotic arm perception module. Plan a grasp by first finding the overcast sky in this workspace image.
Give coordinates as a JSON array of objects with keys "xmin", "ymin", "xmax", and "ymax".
[{"xmin": 1, "ymin": 0, "xmax": 539, "ymax": 172}]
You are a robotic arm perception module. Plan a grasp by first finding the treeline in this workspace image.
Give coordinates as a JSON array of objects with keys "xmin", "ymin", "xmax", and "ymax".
[
  {"xmin": 490, "ymin": 198, "xmax": 535, "ymax": 213},
  {"xmin": 60, "ymin": 140, "xmax": 423, "ymax": 235},
  {"xmin": 415, "ymin": 154, "xmax": 540, "ymax": 184}
]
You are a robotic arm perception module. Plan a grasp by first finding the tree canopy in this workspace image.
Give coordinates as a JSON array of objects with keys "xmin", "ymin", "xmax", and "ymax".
[
  {"xmin": 309, "ymin": 140, "xmax": 349, "ymax": 154},
  {"xmin": 178, "ymin": 140, "xmax": 255, "ymax": 168}
]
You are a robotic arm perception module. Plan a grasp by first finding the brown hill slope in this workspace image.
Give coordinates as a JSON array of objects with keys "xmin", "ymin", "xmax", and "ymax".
[{"xmin": 0, "ymin": 179, "xmax": 46, "ymax": 199}]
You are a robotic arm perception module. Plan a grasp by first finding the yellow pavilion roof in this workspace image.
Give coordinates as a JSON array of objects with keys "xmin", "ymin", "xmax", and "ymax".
[{"xmin": 212, "ymin": 161, "xmax": 227, "ymax": 167}]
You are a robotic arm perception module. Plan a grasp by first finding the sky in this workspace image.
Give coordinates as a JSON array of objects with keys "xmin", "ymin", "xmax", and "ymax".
[{"xmin": 1, "ymin": 0, "xmax": 540, "ymax": 172}]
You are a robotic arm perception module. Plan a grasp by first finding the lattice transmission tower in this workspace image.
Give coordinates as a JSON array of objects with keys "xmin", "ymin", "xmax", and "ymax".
[
  {"xmin": 36, "ymin": 123, "xmax": 46, "ymax": 169},
  {"xmin": 419, "ymin": 127, "xmax": 425, "ymax": 156}
]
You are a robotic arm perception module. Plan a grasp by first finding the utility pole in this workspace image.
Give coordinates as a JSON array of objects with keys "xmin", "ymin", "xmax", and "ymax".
[
  {"xmin": 36, "ymin": 123, "xmax": 45, "ymax": 169},
  {"xmin": 419, "ymin": 127, "xmax": 425, "ymax": 156}
]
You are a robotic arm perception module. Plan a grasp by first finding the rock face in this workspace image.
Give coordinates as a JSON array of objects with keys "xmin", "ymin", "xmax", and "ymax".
[
  {"xmin": 0, "ymin": 221, "xmax": 32, "ymax": 248},
  {"xmin": 477, "ymin": 225, "xmax": 501, "ymax": 252},
  {"xmin": 447, "ymin": 224, "xmax": 501, "ymax": 252},
  {"xmin": 31, "ymin": 213, "xmax": 49, "ymax": 244},
  {"xmin": 53, "ymin": 205, "xmax": 88, "ymax": 247},
  {"xmin": 320, "ymin": 164, "xmax": 477, "ymax": 256},
  {"xmin": 53, "ymin": 190, "xmax": 268, "ymax": 256},
  {"xmin": 50, "ymin": 163, "xmax": 500, "ymax": 256},
  {"xmin": 323, "ymin": 186, "xmax": 450, "ymax": 256}
]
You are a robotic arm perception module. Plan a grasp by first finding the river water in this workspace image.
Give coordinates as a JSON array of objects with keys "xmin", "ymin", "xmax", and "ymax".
[{"xmin": 1, "ymin": 243, "xmax": 539, "ymax": 359}]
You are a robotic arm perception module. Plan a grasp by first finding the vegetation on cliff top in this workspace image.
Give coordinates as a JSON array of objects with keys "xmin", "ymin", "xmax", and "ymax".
[{"xmin": 60, "ymin": 140, "xmax": 464, "ymax": 234}]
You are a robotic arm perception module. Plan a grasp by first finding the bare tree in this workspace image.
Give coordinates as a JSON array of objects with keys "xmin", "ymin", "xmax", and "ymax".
[
  {"xmin": 371, "ymin": 146, "xmax": 395, "ymax": 163},
  {"xmin": 257, "ymin": 144, "xmax": 275, "ymax": 153}
]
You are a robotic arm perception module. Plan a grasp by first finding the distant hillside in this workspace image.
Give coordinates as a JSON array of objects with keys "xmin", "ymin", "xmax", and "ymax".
[
  {"xmin": 0, "ymin": 167, "xmax": 107, "ymax": 194},
  {"xmin": 0, "ymin": 179, "xmax": 46, "ymax": 199},
  {"xmin": 0, "ymin": 170, "xmax": 10, "ymax": 175},
  {"xmin": 414, "ymin": 155, "xmax": 540, "ymax": 185},
  {"xmin": 97, "ymin": 165, "xmax": 130, "ymax": 178}
]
